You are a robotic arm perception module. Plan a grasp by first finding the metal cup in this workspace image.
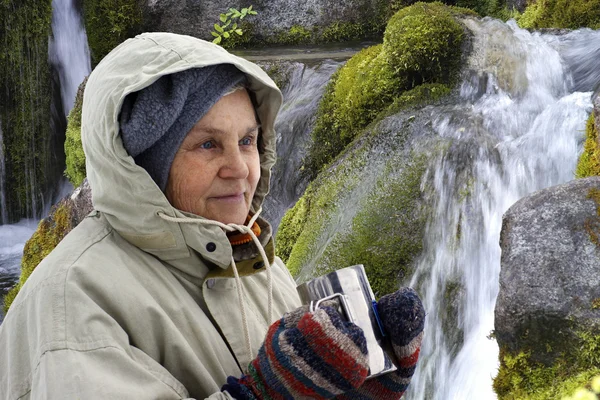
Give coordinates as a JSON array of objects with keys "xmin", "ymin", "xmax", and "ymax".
[{"xmin": 296, "ymin": 264, "xmax": 397, "ymax": 379}]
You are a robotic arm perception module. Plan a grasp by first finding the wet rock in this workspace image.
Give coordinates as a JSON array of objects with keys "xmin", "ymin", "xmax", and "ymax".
[
  {"xmin": 505, "ymin": 0, "xmax": 527, "ymax": 12},
  {"xmin": 2, "ymin": 180, "xmax": 93, "ymax": 314},
  {"xmin": 495, "ymin": 177, "xmax": 600, "ymax": 365}
]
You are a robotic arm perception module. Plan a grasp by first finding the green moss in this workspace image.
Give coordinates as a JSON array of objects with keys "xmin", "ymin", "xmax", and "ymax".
[
  {"xmin": 320, "ymin": 21, "xmax": 372, "ymax": 43},
  {"xmin": 279, "ymin": 157, "xmax": 363, "ymax": 278},
  {"xmin": 492, "ymin": 5, "xmax": 522, "ymax": 21},
  {"xmin": 592, "ymin": 298, "xmax": 600, "ymax": 310},
  {"xmin": 278, "ymin": 103, "xmax": 433, "ymax": 294},
  {"xmin": 271, "ymin": 25, "xmax": 313, "ymax": 46},
  {"xmin": 517, "ymin": 0, "xmax": 600, "ymax": 30},
  {"xmin": 576, "ymin": 115, "xmax": 600, "ymax": 179},
  {"xmin": 388, "ymin": 83, "xmax": 452, "ymax": 114},
  {"xmin": 0, "ymin": 0, "xmax": 55, "ymax": 223},
  {"xmin": 388, "ymin": 0, "xmax": 481, "ymax": 17},
  {"xmin": 304, "ymin": 45, "xmax": 402, "ymax": 177},
  {"xmin": 64, "ymin": 78, "xmax": 87, "ymax": 187},
  {"xmin": 494, "ymin": 333, "xmax": 600, "ymax": 399},
  {"xmin": 277, "ymin": 133, "xmax": 376, "ymax": 280},
  {"xmin": 221, "ymin": 20, "xmax": 257, "ymax": 50},
  {"xmin": 276, "ymin": 196, "xmax": 310, "ymax": 267},
  {"xmin": 315, "ymin": 154, "xmax": 428, "ymax": 296},
  {"xmin": 3, "ymin": 201, "xmax": 74, "ymax": 313},
  {"xmin": 383, "ymin": 2, "xmax": 464, "ymax": 86},
  {"xmin": 455, "ymin": 0, "xmax": 502, "ymax": 17},
  {"xmin": 304, "ymin": 2, "xmax": 464, "ymax": 179},
  {"xmin": 83, "ymin": 0, "xmax": 143, "ymax": 65}
]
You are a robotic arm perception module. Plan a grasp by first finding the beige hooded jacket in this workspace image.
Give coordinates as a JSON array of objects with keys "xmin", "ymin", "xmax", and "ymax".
[{"xmin": 0, "ymin": 32, "xmax": 302, "ymax": 400}]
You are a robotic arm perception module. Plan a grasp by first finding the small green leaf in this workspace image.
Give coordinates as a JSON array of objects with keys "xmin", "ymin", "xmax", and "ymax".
[
  {"xmin": 219, "ymin": 14, "xmax": 227, "ymax": 23},
  {"xmin": 223, "ymin": 31, "xmax": 230, "ymax": 38},
  {"xmin": 214, "ymin": 23, "xmax": 224, "ymax": 33},
  {"xmin": 232, "ymin": 22, "xmax": 238, "ymax": 30},
  {"xmin": 235, "ymin": 29, "xmax": 243, "ymax": 35},
  {"xmin": 248, "ymin": 5, "xmax": 253, "ymax": 11},
  {"xmin": 248, "ymin": 10, "xmax": 257, "ymax": 15},
  {"xmin": 211, "ymin": 31, "xmax": 220, "ymax": 37},
  {"xmin": 222, "ymin": 20, "xmax": 231, "ymax": 29},
  {"xmin": 241, "ymin": 8, "xmax": 248, "ymax": 13},
  {"xmin": 213, "ymin": 36, "xmax": 222, "ymax": 44}
]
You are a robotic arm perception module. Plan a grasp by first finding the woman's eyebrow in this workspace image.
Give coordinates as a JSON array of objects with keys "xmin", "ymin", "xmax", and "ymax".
[{"xmin": 194, "ymin": 124, "xmax": 261, "ymax": 135}]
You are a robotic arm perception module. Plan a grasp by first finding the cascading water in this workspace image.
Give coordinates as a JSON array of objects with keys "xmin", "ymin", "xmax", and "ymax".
[
  {"xmin": 0, "ymin": 221, "xmax": 36, "ymax": 324},
  {"xmin": 406, "ymin": 18, "xmax": 599, "ymax": 399},
  {"xmin": 49, "ymin": 0, "xmax": 91, "ymax": 115},
  {"xmin": 0, "ymin": 0, "xmax": 90, "ymax": 320},
  {"xmin": 263, "ymin": 60, "xmax": 343, "ymax": 233}
]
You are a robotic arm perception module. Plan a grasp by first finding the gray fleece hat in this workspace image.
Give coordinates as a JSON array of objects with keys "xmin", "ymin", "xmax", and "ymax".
[{"xmin": 119, "ymin": 64, "xmax": 247, "ymax": 191}]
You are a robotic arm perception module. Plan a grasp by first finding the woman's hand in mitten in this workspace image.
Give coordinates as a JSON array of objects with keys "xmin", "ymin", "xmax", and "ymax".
[
  {"xmin": 335, "ymin": 287, "xmax": 425, "ymax": 400},
  {"xmin": 222, "ymin": 304, "xmax": 370, "ymax": 399}
]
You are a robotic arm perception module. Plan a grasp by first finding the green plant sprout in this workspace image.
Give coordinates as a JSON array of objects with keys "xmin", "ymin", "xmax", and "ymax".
[{"xmin": 211, "ymin": 6, "xmax": 257, "ymax": 45}]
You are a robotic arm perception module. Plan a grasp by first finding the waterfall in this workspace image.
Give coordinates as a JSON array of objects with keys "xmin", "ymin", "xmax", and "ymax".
[
  {"xmin": 0, "ymin": 0, "xmax": 89, "ymax": 321},
  {"xmin": 406, "ymin": 19, "xmax": 597, "ymax": 399},
  {"xmin": 263, "ymin": 60, "xmax": 343, "ymax": 233},
  {"xmin": 49, "ymin": 0, "xmax": 91, "ymax": 115}
]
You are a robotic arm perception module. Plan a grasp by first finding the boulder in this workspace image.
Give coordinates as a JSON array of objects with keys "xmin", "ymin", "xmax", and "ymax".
[
  {"xmin": 140, "ymin": 0, "xmax": 384, "ymax": 43},
  {"xmin": 495, "ymin": 177, "xmax": 600, "ymax": 365}
]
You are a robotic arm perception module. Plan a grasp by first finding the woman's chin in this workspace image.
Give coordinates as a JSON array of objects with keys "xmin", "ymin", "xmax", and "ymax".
[{"xmin": 205, "ymin": 209, "xmax": 248, "ymax": 226}]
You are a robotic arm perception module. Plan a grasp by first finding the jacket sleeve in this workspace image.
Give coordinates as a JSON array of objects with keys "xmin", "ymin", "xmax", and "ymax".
[{"xmin": 30, "ymin": 345, "xmax": 235, "ymax": 400}]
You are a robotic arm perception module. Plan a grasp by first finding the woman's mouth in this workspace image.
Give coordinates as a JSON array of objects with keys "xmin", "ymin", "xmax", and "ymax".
[{"xmin": 211, "ymin": 193, "xmax": 245, "ymax": 203}]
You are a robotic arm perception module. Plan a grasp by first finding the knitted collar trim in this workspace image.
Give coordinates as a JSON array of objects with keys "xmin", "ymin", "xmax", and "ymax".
[{"xmin": 227, "ymin": 215, "xmax": 261, "ymax": 246}]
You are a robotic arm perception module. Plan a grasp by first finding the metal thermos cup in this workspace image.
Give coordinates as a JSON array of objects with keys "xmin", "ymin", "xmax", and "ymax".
[{"xmin": 296, "ymin": 265, "xmax": 397, "ymax": 379}]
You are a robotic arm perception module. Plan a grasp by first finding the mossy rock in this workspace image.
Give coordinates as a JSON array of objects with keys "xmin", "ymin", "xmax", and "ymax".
[
  {"xmin": 64, "ymin": 77, "xmax": 88, "ymax": 187},
  {"xmin": 3, "ymin": 201, "xmax": 74, "ymax": 313},
  {"xmin": 304, "ymin": 2, "xmax": 466, "ymax": 179},
  {"xmin": 83, "ymin": 0, "xmax": 143, "ymax": 65},
  {"xmin": 494, "ymin": 333, "xmax": 600, "ymax": 400},
  {"xmin": 383, "ymin": 2, "xmax": 465, "ymax": 86},
  {"xmin": 576, "ymin": 114, "xmax": 600, "ymax": 178},
  {"xmin": 3, "ymin": 181, "xmax": 93, "ymax": 313},
  {"xmin": 517, "ymin": 0, "xmax": 600, "ymax": 30},
  {"xmin": 277, "ymin": 101, "xmax": 445, "ymax": 297}
]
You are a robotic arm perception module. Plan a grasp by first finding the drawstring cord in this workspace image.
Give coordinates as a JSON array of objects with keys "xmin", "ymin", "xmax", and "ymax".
[{"xmin": 157, "ymin": 208, "xmax": 273, "ymax": 365}]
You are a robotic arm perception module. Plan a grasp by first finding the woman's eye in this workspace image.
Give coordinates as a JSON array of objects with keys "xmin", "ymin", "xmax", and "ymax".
[
  {"xmin": 200, "ymin": 141, "xmax": 214, "ymax": 150},
  {"xmin": 240, "ymin": 137, "xmax": 253, "ymax": 146}
]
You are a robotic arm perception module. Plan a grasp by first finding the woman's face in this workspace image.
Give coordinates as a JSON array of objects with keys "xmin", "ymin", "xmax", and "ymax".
[{"xmin": 166, "ymin": 88, "xmax": 261, "ymax": 225}]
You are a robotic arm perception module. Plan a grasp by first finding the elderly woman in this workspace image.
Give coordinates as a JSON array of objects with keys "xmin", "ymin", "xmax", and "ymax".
[{"xmin": 0, "ymin": 33, "xmax": 424, "ymax": 399}]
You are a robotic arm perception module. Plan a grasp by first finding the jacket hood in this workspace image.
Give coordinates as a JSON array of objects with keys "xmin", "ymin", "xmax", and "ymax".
[{"xmin": 81, "ymin": 32, "xmax": 282, "ymax": 270}]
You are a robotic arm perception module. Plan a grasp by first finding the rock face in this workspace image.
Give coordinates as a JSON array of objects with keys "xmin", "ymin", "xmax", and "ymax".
[
  {"xmin": 495, "ymin": 177, "xmax": 600, "ymax": 365},
  {"xmin": 140, "ymin": 0, "xmax": 383, "ymax": 42},
  {"xmin": 593, "ymin": 87, "xmax": 600, "ymax": 141},
  {"xmin": 505, "ymin": 0, "xmax": 526, "ymax": 12}
]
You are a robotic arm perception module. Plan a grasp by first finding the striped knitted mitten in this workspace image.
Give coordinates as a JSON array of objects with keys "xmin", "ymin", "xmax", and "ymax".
[
  {"xmin": 222, "ymin": 305, "xmax": 370, "ymax": 399},
  {"xmin": 335, "ymin": 287, "xmax": 425, "ymax": 400}
]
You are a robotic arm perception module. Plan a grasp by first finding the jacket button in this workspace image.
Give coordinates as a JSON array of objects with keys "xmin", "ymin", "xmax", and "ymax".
[
  {"xmin": 206, "ymin": 279, "xmax": 215, "ymax": 289},
  {"xmin": 253, "ymin": 261, "xmax": 264, "ymax": 270},
  {"xmin": 206, "ymin": 242, "xmax": 216, "ymax": 252}
]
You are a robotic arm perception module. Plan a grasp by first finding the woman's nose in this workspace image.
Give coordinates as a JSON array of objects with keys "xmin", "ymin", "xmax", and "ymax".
[{"xmin": 218, "ymin": 146, "xmax": 249, "ymax": 179}]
